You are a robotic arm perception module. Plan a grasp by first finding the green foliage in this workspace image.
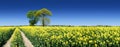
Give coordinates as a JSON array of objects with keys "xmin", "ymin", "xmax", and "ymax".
[
  {"xmin": 35, "ymin": 8, "xmax": 52, "ymax": 16},
  {"xmin": 35, "ymin": 8, "xmax": 52, "ymax": 26},
  {"xmin": 0, "ymin": 27, "xmax": 14, "ymax": 47},
  {"xmin": 43, "ymin": 17, "xmax": 50, "ymax": 25},
  {"xmin": 29, "ymin": 17, "xmax": 39, "ymax": 26},
  {"xmin": 27, "ymin": 10, "xmax": 39, "ymax": 26},
  {"xmin": 10, "ymin": 28, "xmax": 25, "ymax": 47},
  {"xmin": 26, "ymin": 8, "xmax": 52, "ymax": 26}
]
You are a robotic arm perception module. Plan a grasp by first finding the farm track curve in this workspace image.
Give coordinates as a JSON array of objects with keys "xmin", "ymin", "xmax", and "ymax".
[{"xmin": 3, "ymin": 28, "xmax": 34, "ymax": 47}]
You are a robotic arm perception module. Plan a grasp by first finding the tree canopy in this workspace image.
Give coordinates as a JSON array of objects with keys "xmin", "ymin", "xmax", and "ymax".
[{"xmin": 26, "ymin": 8, "xmax": 52, "ymax": 26}]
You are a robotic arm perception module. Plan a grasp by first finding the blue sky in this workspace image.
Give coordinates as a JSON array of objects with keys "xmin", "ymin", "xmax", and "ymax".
[{"xmin": 0, "ymin": 0, "xmax": 120, "ymax": 26}]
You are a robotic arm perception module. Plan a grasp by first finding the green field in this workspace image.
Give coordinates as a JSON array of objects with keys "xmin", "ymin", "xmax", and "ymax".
[
  {"xmin": 1, "ymin": 26, "xmax": 120, "ymax": 47},
  {"xmin": 0, "ymin": 27, "xmax": 15, "ymax": 47}
]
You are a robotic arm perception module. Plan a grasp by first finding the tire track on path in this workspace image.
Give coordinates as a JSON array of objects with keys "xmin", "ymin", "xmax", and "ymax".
[
  {"xmin": 20, "ymin": 31, "xmax": 34, "ymax": 47},
  {"xmin": 3, "ymin": 28, "xmax": 16, "ymax": 47},
  {"xmin": 3, "ymin": 37, "xmax": 11, "ymax": 47},
  {"xmin": 3, "ymin": 28, "xmax": 34, "ymax": 47}
]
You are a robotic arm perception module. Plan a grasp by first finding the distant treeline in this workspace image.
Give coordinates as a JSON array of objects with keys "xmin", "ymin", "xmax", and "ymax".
[{"xmin": 0, "ymin": 25, "xmax": 119, "ymax": 27}]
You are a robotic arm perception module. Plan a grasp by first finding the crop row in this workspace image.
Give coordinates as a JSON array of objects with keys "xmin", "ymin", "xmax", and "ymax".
[
  {"xmin": 10, "ymin": 28, "xmax": 25, "ymax": 47},
  {"xmin": 0, "ymin": 27, "xmax": 25, "ymax": 47},
  {"xmin": 20, "ymin": 27, "xmax": 120, "ymax": 47},
  {"xmin": 0, "ymin": 27, "xmax": 15, "ymax": 47}
]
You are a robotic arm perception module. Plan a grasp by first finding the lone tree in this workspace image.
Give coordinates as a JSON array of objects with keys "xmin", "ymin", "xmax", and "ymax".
[
  {"xmin": 26, "ymin": 10, "xmax": 39, "ymax": 26},
  {"xmin": 35, "ymin": 8, "xmax": 52, "ymax": 26}
]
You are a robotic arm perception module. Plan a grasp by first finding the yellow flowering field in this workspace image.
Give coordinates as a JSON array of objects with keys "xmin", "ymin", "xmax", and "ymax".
[{"xmin": 20, "ymin": 26, "xmax": 120, "ymax": 47}]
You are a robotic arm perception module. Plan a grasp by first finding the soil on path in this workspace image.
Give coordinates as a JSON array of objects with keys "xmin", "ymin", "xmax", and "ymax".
[
  {"xmin": 3, "ymin": 38, "xmax": 11, "ymax": 47},
  {"xmin": 20, "ymin": 31, "xmax": 34, "ymax": 47},
  {"xmin": 3, "ymin": 29, "xmax": 34, "ymax": 47}
]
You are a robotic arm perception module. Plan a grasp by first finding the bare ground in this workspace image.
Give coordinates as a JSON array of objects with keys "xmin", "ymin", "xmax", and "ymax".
[
  {"xmin": 3, "ymin": 38, "xmax": 11, "ymax": 47},
  {"xmin": 20, "ymin": 31, "xmax": 34, "ymax": 47},
  {"xmin": 3, "ymin": 30, "xmax": 34, "ymax": 47}
]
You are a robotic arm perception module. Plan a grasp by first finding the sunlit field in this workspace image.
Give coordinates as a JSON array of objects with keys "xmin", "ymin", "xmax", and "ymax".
[{"xmin": 1, "ymin": 26, "xmax": 120, "ymax": 47}]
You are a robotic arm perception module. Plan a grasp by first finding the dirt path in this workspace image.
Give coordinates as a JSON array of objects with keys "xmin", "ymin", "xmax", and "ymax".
[
  {"xmin": 20, "ymin": 31, "xmax": 34, "ymax": 47},
  {"xmin": 3, "ymin": 29, "xmax": 34, "ymax": 47},
  {"xmin": 3, "ymin": 38, "xmax": 11, "ymax": 47}
]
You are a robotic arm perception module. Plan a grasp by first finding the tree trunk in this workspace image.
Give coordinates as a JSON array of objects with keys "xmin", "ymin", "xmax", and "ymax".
[{"xmin": 42, "ymin": 15, "xmax": 45, "ymax": 27}]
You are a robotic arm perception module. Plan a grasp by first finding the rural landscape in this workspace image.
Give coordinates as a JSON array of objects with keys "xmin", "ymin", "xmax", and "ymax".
[{"xmin": 0, "ymin": 0, "xmax": 120, "ymax": 47}]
